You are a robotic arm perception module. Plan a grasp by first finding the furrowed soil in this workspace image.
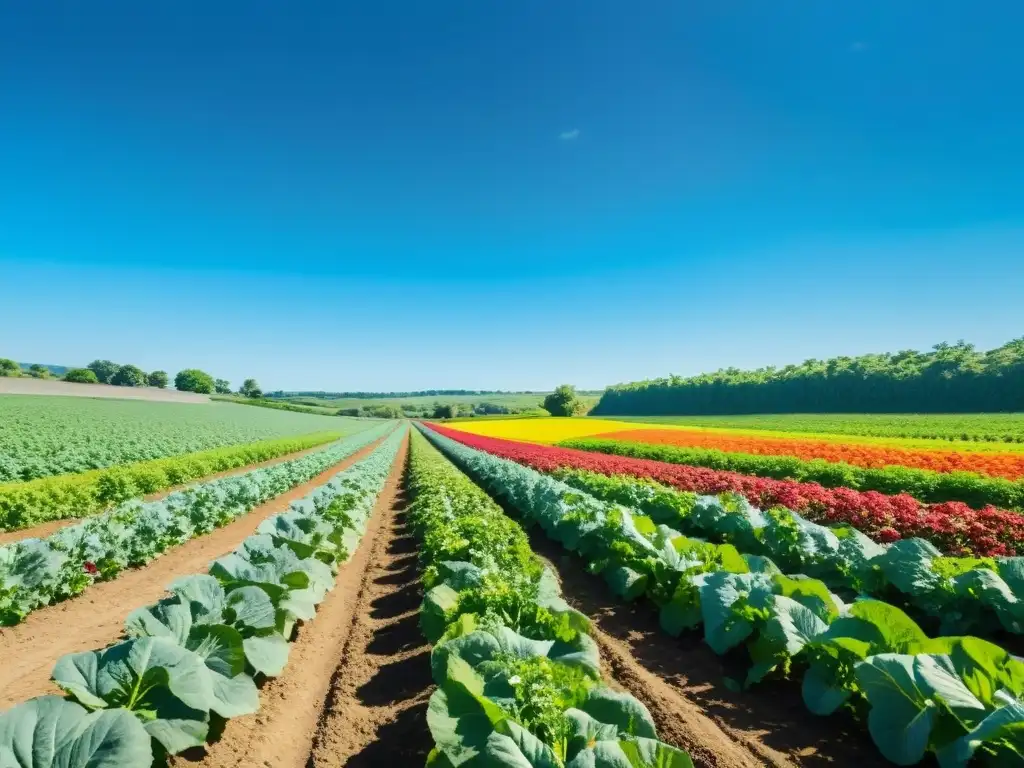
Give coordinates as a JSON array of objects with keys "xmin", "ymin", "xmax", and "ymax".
[
  {"xmin": 171, "ymin": 435, "xmax": 434, "ymax": 768},
  {"xmin": 0, "ymin": 437, "xmax": 386, "ymax": 708},
  {"xmin": 522, "ymin": 528, "xmax": 887, "ymax": 768},
  {"xmin": 0, "ymin": 439, "xmax": 349, "ymax": 546}
]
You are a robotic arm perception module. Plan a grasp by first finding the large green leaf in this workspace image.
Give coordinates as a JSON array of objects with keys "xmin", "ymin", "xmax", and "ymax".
[
  {"xmin": 580, "ymin": 688, "xmax": 657, "ymax": 740},
  {"xmin": 854, "ymin": 653, "xmax": 985, "ymax": 765},
  {"xmin": 185, "ymin": 625, "xmax": 259, "ymax": 718},
  {"xmin": 242, "ymin": 633, "xmax": 291, "ymax": 677},
  {"xmin": 423, "ymin": 584, "xmax": 462, "ymax": 643},
  {"xmin": 51, "ymin": 637, "xmax": 214, "ymax": 755},
  {"xmin": 618, "ymin": 738, "xmax": 694, "ymax": 768},
  {"xmin": 935, "ymin": 691, "xmax": 1024, "ymax": 768},
  {"xmin": 0, "ymin": 696, "xmax": 152, "ymax": 768},
  {"xmin": 746, "ymin": 596, "xmax": 828, "ymax": 686}
]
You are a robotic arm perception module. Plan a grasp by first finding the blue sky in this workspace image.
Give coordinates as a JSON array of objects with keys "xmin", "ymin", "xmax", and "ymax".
[{"xmin": 2, "ymin": 2, "xmax": 1022, "ymax": 391}]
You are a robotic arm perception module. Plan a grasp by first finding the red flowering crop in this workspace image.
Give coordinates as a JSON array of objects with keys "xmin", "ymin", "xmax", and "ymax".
[{"xmin": 426, "ymin": 423, "xmax": 1024, "ymax": 557}]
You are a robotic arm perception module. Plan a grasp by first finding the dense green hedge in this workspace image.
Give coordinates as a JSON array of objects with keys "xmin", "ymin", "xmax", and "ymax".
[
  {"xmin": 560, "ymin": 438, "xmax": 1024, "ymax": 511},
  {"xmin": 593, "ymin": 338, "xmax": 1024, "ymax": 415},
  {"xmin": 0, "ymin": 431, "xmax": 343, "ymax": 530}
]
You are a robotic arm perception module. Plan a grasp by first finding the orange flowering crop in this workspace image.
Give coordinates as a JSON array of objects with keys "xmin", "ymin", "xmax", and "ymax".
[{"xmin": 591, "ymin": 428, "xmax": 1024, "ymax": 480}]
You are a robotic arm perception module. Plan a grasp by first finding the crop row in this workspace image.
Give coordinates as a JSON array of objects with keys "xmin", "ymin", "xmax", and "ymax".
[
  {"xmin": 551, "ymin": 468, "xmax": 1023, "ymax": 639},
  {"xmin": 563, "ymin": 435, "xmax": 1024, "ymax": 511},
  {"xmin": 0, "ymin": 430, "xmax": 348, "ymax": 531},
  {"xmin": 586, "ymin": 427, "xmax": 1024, "ymax": 480},
  {"xmin": 406, "ymin": 428, "xmax": 693, "ymax": 767},
  {"xmin": 420, "ymin": 424, "xmax": 1024, "ymax": 766},
  {"xmin": 0, "ymin": 423, "xmax": 393, "ymax": 626},
  {"xmin": 428, "ymin": 424, "xmax": 1023, "ymax": 557},
  {"xmin": 0, "ymin": 395, "xmax": 360, "ymax": 483},
  {"xmin": 0, "ymin": 427, "xmax": 404, "ymax": 765}
]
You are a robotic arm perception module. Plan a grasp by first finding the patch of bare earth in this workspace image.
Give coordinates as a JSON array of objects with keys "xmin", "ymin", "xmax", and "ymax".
[
  {"xmin": 172, "ymin": 436, "xmax": 434, "ymax": 768},
  {"xmin": 525, "ymin": 531, "xmax": 887, "ymax": 768},
  {"xmin": 0, "ymin": 377, "xmax": 212, "ymax": 402},
  {"xmin": 0, "ymin": 440, "xmax": 343, "ymax": 546},
  {"xmin": 0, "ymin": 438, "xmax": 385, "ymax": 709}
]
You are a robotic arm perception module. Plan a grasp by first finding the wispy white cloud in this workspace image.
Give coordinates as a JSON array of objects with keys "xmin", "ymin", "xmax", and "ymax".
[
  {"xmin": 559, "ymin": 129, "xmax": 580, "ymax": 141},
  {"xmin": 849, "ymin": 41, "xmax": 868, "ymax": 52}
]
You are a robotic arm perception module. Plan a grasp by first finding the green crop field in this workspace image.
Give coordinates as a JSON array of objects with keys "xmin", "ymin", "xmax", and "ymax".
[
  {"xmin": 0, "ymin": 395, "xmax": 373, "ymax": 482},
  {"xmin": 606, "ymin": 412, "xmax": 1024, "ymax": 443}
]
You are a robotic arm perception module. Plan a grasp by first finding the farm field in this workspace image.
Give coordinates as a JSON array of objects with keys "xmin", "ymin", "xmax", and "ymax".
[
  {"xmin": 1, "ymin": 416, "xmax": 1022, "ymax": 767},
  {"xmin": 0, "ymin": 375, "xmax": 211, "ymax": 403},
  {"xmin": 608, "ymin": 412, "xmax": 1024, "ymax": 444},
  {"xmin": 0, "ymin": 395, "xmax": 372, "ymax": 482}
]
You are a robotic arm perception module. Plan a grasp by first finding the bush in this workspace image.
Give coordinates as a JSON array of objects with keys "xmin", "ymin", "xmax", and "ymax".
[
  {"xmin": 239, "ymin": 378, "xmax": 262, "ymax": 398},
  {"xmin": 147, "ymin": 370, "xmax": 169, "ymax": 388},
  {"xmin": 432, "ymin": 404, "xmax": 458, "ymax": 419},
  {"xmin": 214, "ymin": 379, "xmax": 232, "ymax": 394},
  {"xmin": 27, "ymin": 364, "xmax": 50, "ymax": 379},
  {"xmin": 175, "ymin": 368, "xmax": 215, "ymax": 394},
  {"xmin": 337, "ymin": 408, "xmax": 361, "ymax": 417},
  {"xmin": 542, "ymin": 384, "xmax": 587, "ymax": 416},
  {"xmin": 0, "ymin": 359, "xmax": 19, "ymax": 377},
  {"xmin": 64, "ymin": 368, "xmax": 99, "ymax": 384},
  {"xmin": 111, "ymin": 364, "xmax": 148, "ymax": 387},
  {"xmin": 87, "ymin": 360, "xmax": 120, "ymax": 384}
]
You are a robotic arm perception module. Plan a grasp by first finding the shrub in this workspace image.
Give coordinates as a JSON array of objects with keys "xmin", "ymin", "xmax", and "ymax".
[
  {"xmin": 542, "ymin": 384, "xmax": 587, "ymax": 416},
  {"xmin": 110, "ymin": 364, "xmax": 147, "ymax": 387},
  {"xmin": 214, "ymin": 379, "xmax": 232, "ymax": 394},
  {"xmin": 147, "ymin": 370, "xmax": 169, "ymax": 388},
  {"xmin": 86, "ymin": 360, "xmax": 120, "ymax": 384},
  {"xmin": 0, "ymin": 359, "xmax": 19, "ymax": 377},
  {"xmin": 175, "ymin": 368, "xmax": 215, "ymax": 394},
  {"xmin": 27, "ymin": 364, "xmax": 50, "ymax": 379},
  {"xmin": 337, "ymin": 408, "xmax": 361, "ymax": 417},
  {"xmin": 64, "ymin": 368, "xmax": 99, "ymax": 384}
]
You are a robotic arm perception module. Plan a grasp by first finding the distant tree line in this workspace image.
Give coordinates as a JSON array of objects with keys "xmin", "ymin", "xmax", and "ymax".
[
  {"xmin": 592, "ymin": 338, "xmax": 1024, "ymax": 416},
  {"xmin": 0, "ymin": 357, "xmax": 264, "ymax": 400},
  {"xmin": 336, "ymin": 401, "xmax": 536, "ymax": 420},
  {"xmin": 267, "ymin": 389, "xmax": 544, "ymax": 399}
]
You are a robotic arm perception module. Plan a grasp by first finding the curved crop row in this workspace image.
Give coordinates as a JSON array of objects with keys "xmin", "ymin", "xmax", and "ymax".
[
  {"xmin": 0, "ymin": 430, "xmax": 350, "ymax": 531},
  {"xmin": 0, "ymin": 422, "xmax": 394, "ymax": 626},
  {"xmin": 407, "ymin": 429, "xmax": 693, "ymax": 767},
  {"xmin": 0, "ymin": 427, "xmax": 404, "ymax": 766},
  {"xmin": 551, "ymin": 468, "xmax": 1024, "ymax": 639},
  {"xmin": 420, "ymin": 424, "xmax": 1024, "ymax": 767},
  {"xmin": 427, "ymin": 424, "xmax": 1023, "ymax": 557},
  {"xmin": 564, "ymin": 434, "xmax": 1024, "ymax": 511}
]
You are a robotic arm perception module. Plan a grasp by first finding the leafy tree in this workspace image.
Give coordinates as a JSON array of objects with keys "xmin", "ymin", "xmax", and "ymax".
[
  {"xmin": 0, "ymin": 359, "xmax": 19, "ymax": 377},
  {"xmin": 239, "ymin": 378, "xmax": 262, "ymax": 398},
  {"xmin": 28, "ymin": 364, "xmax": 51, "ymax": 379},
  {"xmin": 542, "ymin": 384, "xmax": 586, "ymax": 416},
  {"xmin": 147, "ymin": 370, "xmax": 169, "ymax": 388},
  {"xmin": 87, "ymin": 360, "xmax": 120, "ymax": 384},
  {"xmin": 64, "ymin": 368, "xmax": 99, "ymax": 384},
  {"xmin": 174, "ymin": 368, "xmax": 215, "ymax": 394},
  {"xmin": 111, "ymin": 364, "xmax": 147, "ymax": 387},
  {"xmin": 214, "ymin": 379, "xmax": 232, "ymax": 395},
  {"xmin": 336, "ymin": 408, "xmax": 361, "ymax": 417},
  {"xmin": 432, "ymin": 404, "xmax": 458, "ymax": 419}
]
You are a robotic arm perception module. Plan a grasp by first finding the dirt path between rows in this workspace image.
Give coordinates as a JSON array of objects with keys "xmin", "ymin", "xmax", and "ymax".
[
  {"xmin": 0, "ymin": 437, "xmax": 386, "ymax": 709},
  {"xmin": 172, "ymin": 435, "xmax": 434, "ymax": 768},
  {"xmin": 527, "ymin": 532, "xmax": 887, "ymax": 768},
  {"xmin": 0, "ymin": 437, "xmax": 359, "ymax": 546}
]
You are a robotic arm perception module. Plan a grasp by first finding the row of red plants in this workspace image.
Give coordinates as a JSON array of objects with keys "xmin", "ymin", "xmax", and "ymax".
[{"xmin": 426, "ymin": 423, "xmax": 1023, "ymax": 557}]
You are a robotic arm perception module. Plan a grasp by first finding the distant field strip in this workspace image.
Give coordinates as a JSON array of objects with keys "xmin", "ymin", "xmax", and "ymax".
[
  {"xmin": 450, "ymin": 415, "xmax": 1024, "ymax": 453},
  {"xmin": 0, "ymin": 396, "xmax": 370, "ymax": 482},
  {"xmin": 609, "ymin": 412, "xmax": 1024, "ymax": 444},
  {"xmin": 588, "ymin": 428, "xmax": 1024, "ymax": 479}
]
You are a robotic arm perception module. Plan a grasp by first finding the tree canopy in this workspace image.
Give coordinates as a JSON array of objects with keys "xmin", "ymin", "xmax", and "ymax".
[{"xmin": 592, "ymin": 338, "xmax": 1024, "ymax": 415}]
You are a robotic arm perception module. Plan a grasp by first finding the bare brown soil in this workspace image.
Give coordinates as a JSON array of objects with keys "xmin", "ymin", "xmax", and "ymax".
[
  {"xmin": 526, "ymin": 535, "xmax": 887, "ymax": 768},
  {"xmin": 0, "ymin": 438, "xmax": 385, "ymax": 709},
  {"xmin": 172, "ymin": 436, "xmax": 433, "ymax": 768},
  {"xmin": 0, "ymin": 440, "xmax": 340, "ymax": 546}
]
